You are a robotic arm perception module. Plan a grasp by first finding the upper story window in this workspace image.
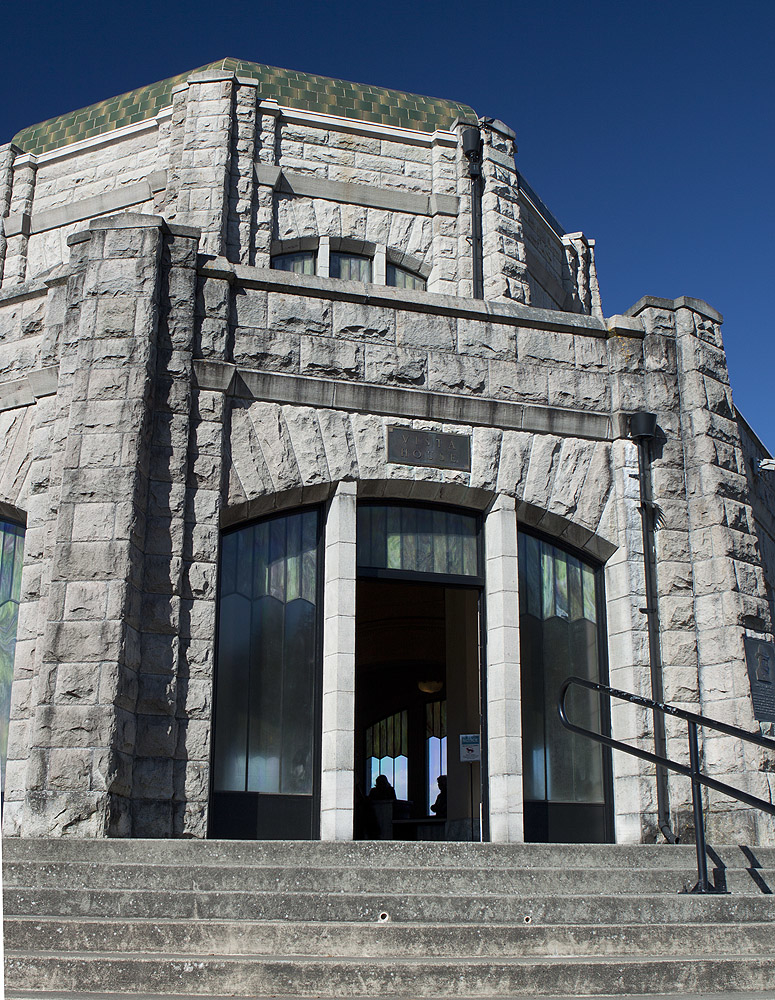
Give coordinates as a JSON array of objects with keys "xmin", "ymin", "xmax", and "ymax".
[
  {"xmin": 270, "ymin": 239, "xmax": 428, "ymax": 291},
  {"xmin": 271, "ymin": 251, "xmax": 316, "ymax": 275},
  {"xmin": 387, "ymin": 263, "xmax": 426, "ymax": 291},
  {"xmin": 330, "ymin": 252, "xmax": 372, "ymax": 283}
]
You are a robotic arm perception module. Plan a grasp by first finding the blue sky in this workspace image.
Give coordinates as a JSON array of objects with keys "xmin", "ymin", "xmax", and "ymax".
[{"xmin": 3, "ymin": 1, "xmax": 772, "ymax": 449}]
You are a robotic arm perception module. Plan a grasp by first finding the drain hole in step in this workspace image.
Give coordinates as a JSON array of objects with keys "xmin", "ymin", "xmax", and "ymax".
[
  {"xmin": 378, "ymin": 911, "xmax": 390, "ymax": 923},
  {"xmin": 523, "ymin": 915, "xmax": 532, "ymax": 924}
]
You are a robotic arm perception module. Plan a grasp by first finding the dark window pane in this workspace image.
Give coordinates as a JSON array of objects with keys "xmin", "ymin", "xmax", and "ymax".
[
  {"xmin": 0, "ymin": 519, "xmax": 24, "ymax": 797},
  {"xmin": 271, "ymin": 252, "xmax": 316, "ymax": 275},
  {"xmin": 386, "ymin": 263, "xmax": 426, "ymax": 290},
  {"xmin": 213, "ymin": 510, "xmax": 321, "ymax": 797},
  {"xmin": 519, "ymin": 532, "xmax": 605, "ymax": 806}
]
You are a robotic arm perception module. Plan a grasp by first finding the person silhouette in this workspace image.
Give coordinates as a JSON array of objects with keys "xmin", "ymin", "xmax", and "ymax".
[
  {"xmin": 431, "ymin": 774, "xmax": 447, "ymax": 817},
  {"xmin": 369, "ymin": 774, "xmax": 397, "ymax": 801}
]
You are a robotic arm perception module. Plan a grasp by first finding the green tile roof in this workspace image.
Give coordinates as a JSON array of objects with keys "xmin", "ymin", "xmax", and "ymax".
[{"xmin": 12, "ymin": 58, "xmax": 477, "ymax": 156}]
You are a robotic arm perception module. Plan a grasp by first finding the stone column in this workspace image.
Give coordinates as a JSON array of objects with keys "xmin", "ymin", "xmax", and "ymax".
[
  {"xmin": 167, "ymin": 71, "xmax": 236, "ymax": 257},
  {"xmin": 484, "ymin": 494, "xmax": 523, "ymax": 842},
  {"xmin": 225, "ymin": 78, "xmax": 259, "ymax": 266},
  {"xmin": 480, "ymin": 121, "xmax": 529, "ymax": 304},
  {"xmin": 671, "ymin": 298, "xmax": 774, "ymax": 842},
  {"xmin": 320, "ymin": 480, "xmax": 357, "ymax": 840},
  {"xmin": 3, "ymin": 153, "xmax": 37, "ymax": 286},
  {"xmin": 0, "ymin": 142, "xmax": 21, "ymax": 286}
]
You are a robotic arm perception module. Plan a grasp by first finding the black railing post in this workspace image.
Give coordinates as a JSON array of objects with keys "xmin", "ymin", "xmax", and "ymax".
[{"xmin": 687, "ymin": 720, "xmax": 710, "ymax": 893}]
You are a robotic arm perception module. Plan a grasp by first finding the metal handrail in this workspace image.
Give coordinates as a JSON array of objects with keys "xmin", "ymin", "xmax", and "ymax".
[{"xmin": 558, "ymin": 676, "xmax": 775, "ymax": 893}]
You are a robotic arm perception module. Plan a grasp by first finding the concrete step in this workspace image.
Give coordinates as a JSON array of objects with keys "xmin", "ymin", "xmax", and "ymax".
[
  {"xmin": 7, "ymin": 951, "xmax": 775, "ymax": 997},
  {"xmin": 6, "ymin": 916, "xmax": 775, "ymax": 959},
  {"xmin": 7, "ymin": 885, "xmax": 775, "ymax": 923},
  {"xmin": 8, "ymin": 993, "xmax": 775, "ymax": 1000},
  {"xmin": 5, "ymin": 837, "xmax": 775, "ymax": 872},
  {"xmin": 13, "ymin": 858, "xmax": 765, "ymax": 894}
]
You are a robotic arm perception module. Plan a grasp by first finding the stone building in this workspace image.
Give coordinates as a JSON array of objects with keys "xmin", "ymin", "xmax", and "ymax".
[{"xmin": 0, "ymin": 58, "xmax": 773, "ymax": 846}]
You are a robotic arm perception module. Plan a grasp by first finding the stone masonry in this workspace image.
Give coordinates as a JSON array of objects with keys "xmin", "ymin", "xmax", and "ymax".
[{"xmin": 0, "ymin": 60, "xmax": 772, "ymax": 843}]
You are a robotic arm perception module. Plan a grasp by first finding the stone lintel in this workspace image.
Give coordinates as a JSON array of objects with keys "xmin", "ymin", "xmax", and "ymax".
[
  {"xmin": 260, "ymin": 166, "xmax": 459, "ymax": 218},
  {"xmin": 25, "ymin": 175, "xmax": 166, "ymax": 236},
  {"xmin": 194, "ymin": 360, "xmax": 613, "ymax": 442},
  {"xmin": 625, "ymin": 294, "xmax": 723, "ymax": 325},
  {"xmin": 0, "ymin": 499, "xmax": 26, "ymax": 525}
]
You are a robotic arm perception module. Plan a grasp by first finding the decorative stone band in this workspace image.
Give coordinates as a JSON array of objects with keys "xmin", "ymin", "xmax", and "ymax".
[
  {"xmin": 0, "ymin": 366, "xmax": 58, "ymax": 412},
  {"xmin": 5, "ymin": 171, "xmax": 167, "ymax": 238},
  {"xmin": 256, "ymin": 165, "xmax": 459, "ymax": 218},
  {"xmin": 194, "ymin": 360, "xmax": 614, "ymax": 442}
]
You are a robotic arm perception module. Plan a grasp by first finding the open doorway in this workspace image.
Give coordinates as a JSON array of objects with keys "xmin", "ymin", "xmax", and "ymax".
[{"xmin": 354, "ymin": 579, "xmax": 483, "ymax": 841}]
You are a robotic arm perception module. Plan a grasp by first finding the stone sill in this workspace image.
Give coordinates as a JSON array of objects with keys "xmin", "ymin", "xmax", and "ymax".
[{"xmin": 197, "ymin": 257, "xmax": 634, "ymax": 339}]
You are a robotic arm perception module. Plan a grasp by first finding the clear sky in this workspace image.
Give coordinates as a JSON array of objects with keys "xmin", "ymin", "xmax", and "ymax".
[{"xmin": 2, "ymin": 0, "xmax": 772, "ymax": 450}]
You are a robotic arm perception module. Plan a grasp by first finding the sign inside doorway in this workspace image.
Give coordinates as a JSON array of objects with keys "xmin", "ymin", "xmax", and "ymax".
[{"xmin": 459, "ymin": 733, "xmax": 481, "ymax": 762}]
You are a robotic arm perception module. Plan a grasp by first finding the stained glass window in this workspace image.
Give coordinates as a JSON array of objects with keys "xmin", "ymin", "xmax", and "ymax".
[
  {"xmin": 0, "ymin": 519, "xmax": 24, "ymax": 797},
  {"xmin": 518, "ymin": 531, "xmax": 604, "ymax": 805},
  {"xmin": 213, "ymin": 510, "xmax": 321, "ymax": 796},
  {"xmin": 358, "ymin": 505, "xmax": 480, "ymax": 579},
  {"xmin": 330, "ymin": 253, "xmax": 372, "ymax": 282}
]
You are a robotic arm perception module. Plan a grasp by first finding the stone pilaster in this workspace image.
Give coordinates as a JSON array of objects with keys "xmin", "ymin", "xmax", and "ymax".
[
  {"xmin": 320, "ymin": 480, "xmax": 357, "ymax": 840},
  {"xmin": 5, "ymin": 215, "xmax": 166, "ymax": 835},
  {"xmin": 253, "ymin": 100, "xmax": 280, "ymax": 268},
  {"xmin": 480, "ymin": 121, "xmax": 529, "ymax": 303},
  {"xmin": 484, "ymin": 494, "xmax": 523, "ymax": 842},
  {"xmin": 225, "ymin": 78, "xmax": 259, "ymax": 266},
  {"xmin": 133, "ymin": 220, "xmax": 204, "ymax": 837},
  {"xmin": 428, "ymin": 130, "xmax": 459, "ymax": 296},
  {"xmin": 3, "ymin": 153, "xmax": 37, "ymax": 286}
]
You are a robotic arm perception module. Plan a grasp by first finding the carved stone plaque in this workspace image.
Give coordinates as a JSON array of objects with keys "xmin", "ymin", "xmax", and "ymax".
[
  {"xmin": 387, "ymin": 425, "xmax": 471, "ymax": 472},
  {"xmin": 744, "ymin": 637, "xmax": 775, "ymax": 723}
]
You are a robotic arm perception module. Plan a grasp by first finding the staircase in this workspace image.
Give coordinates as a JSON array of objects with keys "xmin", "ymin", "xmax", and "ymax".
[{"xmin": 5, "ymin": 838, "xmax": 775, "ymax": 999}]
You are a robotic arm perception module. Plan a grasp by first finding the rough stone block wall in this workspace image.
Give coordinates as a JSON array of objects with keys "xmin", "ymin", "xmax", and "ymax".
[{"xmin": 737, "ymin": 416, "xmax": 775, "ymax": 628}]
